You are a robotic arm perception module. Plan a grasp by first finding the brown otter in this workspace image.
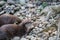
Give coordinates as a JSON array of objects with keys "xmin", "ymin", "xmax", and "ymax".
[
  {"xmin": 0, "ymin": 14, "xmax": 22, "ymax": 26},
  {"xmin": 0, "ymin": 19, "xmax": 34, "ymax": 40}
]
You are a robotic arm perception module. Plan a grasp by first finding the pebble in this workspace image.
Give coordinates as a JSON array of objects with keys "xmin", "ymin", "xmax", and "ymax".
[
  {"xmin": 20, "ymin": 0, "xmax": 26, "ymax": 5},
  {"xmin": 27, "ymin": 3, "xmax": 34, "ymax": 7},
  {"xmin": 12, "ymin": 37, "xmax": 20, "ymax": 40},
  {"xmin": 7, "ymin": 0, "xmax": 15, "ymax": 4},
  {"xmin": 0, "ymin": 1, "xmax": 6, "ymax": 5},
  {"xmin": 37, "ymin": 33, "xmax": 43, "ymax": 37},
  {"xmin": 39, "ymin": 24, "xmax": 43, "ymax": 28},
  {"xmin": 49, "ymin": 36, "xmax": 57, "ymax": 40},
  {"xmin": 20, "ymin": 38, "xmax": 28, "ymax": 40},
  {"xmin": 21, "ymin": 6, "xmax": 25, "ymax": 9},
  {"xmin": 39, "ymin": 28, "xmax": 44, "ymax": 32},
  {"xmin": 26, "ymin": 35, "xmax": 34, "ymax": 39}
]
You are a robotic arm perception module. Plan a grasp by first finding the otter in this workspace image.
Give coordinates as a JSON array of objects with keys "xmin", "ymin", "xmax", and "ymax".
[
  {"xmin": 0, "ymin": 19, "xmax": 34, "ymax": 40},
  {"xmin": 0, "ymin": 14, "xmax": 22, "ymax": 26}
]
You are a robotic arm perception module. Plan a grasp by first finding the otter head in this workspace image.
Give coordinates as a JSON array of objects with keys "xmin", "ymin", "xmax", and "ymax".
[{"xmin": 19, "ymin": 18, "xmax": 34, "ymax": 34}]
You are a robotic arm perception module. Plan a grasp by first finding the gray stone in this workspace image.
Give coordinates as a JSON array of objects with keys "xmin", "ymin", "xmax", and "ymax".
[
  {"xmin": 26, "ymin": 35, "xmax": 34, "ymax": 39},
  {"xmin": 39, "ymin": 24, "xmax": 43, "ymax": 28},
  {"xmin": 7, "ymin": 0, "xmax": 15, "ymax": 4},
  {"xmin": 31, "ymin": 37, "xmax": 36, "ymax": 40},
  {"xmin": 21, "ymin": 6, "xmax": 25, "ymax": 9},
  {"xmin": 0, "ymin": 1, "xmax": 6, "ymax": 5},
  {"xmin": 39, "ymin": 28, "xmax": 44, "ymax": 32},
  {"xmin": 20, "ymin": 0, "xmax": 26, "ymax": 5},
  {"xmin": 0, "ymin": 11, "xmax": 5, "ymax": 15},
  {"xmin": 26, "ymin": 3, "xmax": 34, "ymax": 7},
  {"xmin": 49, "ymin": 36, "xmax": 57, "ymax": 40}
]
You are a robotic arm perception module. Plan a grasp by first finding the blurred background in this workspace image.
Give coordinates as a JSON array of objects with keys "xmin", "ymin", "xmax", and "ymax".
[{"xmin": 0, "ymin": 0, "xmax": 60, "ymax": 40}]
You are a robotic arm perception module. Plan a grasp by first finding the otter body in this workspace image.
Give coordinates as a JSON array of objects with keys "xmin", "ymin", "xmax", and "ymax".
[
  {"xmin": 0, "ymin": 24, "xmax": 27, "ymax": 40},
  {"xmin": 0, "ymin": 14, "xmax": 22, "ymax": 26},
  {"xmin": 0, "ymin": 19, "xmax": 33, "ymax": 40}
]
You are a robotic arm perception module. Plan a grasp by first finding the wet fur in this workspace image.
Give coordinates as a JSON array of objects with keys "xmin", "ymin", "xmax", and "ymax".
[
  {"xmin": 0, "ymin": 19, "xmax": 33, "ymax": 40},
  {"xmin": 0, "ymin": 14, "xmax": 22, "ymax": 26}
]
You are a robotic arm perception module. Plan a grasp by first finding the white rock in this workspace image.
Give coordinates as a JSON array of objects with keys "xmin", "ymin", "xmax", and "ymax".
[
  {"xmin": 27, "ymin": 3, "xmax": 34, "ymax": 7},
  {"xmin": 49, "ymin": 36, "xmax": 57, "ymax": 40},
  {"xmin": 21, "ymin": 6, "xmax": 25, "ymax": 9},
  {"xmin": 31, "ymin": 37, "xmax": 36, "ymax": 40},
  {"xmin": 52, "ymin": 31, "xmax": 57, "ymax": 35},
  {"xmin": 20, "ymin": 38, "xmax": 28, "ymax": 40},
  {"xmin": 39, "ymin": 28, "xmax": 43, "ymax": 31},
  {"xmin": 0, "ymin": 1, "xmax": 6, "ymax": 5},
  {"xmin": 12, "ymin": 37, "xmax": 20, "ymax": 40},
  {"xmin": 26, "ymin": 35, "xmax": 34, "ymax": 39},
  {"xmin": 39, "ymin": 24, "xmax": 43, "ymax": 27}
]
